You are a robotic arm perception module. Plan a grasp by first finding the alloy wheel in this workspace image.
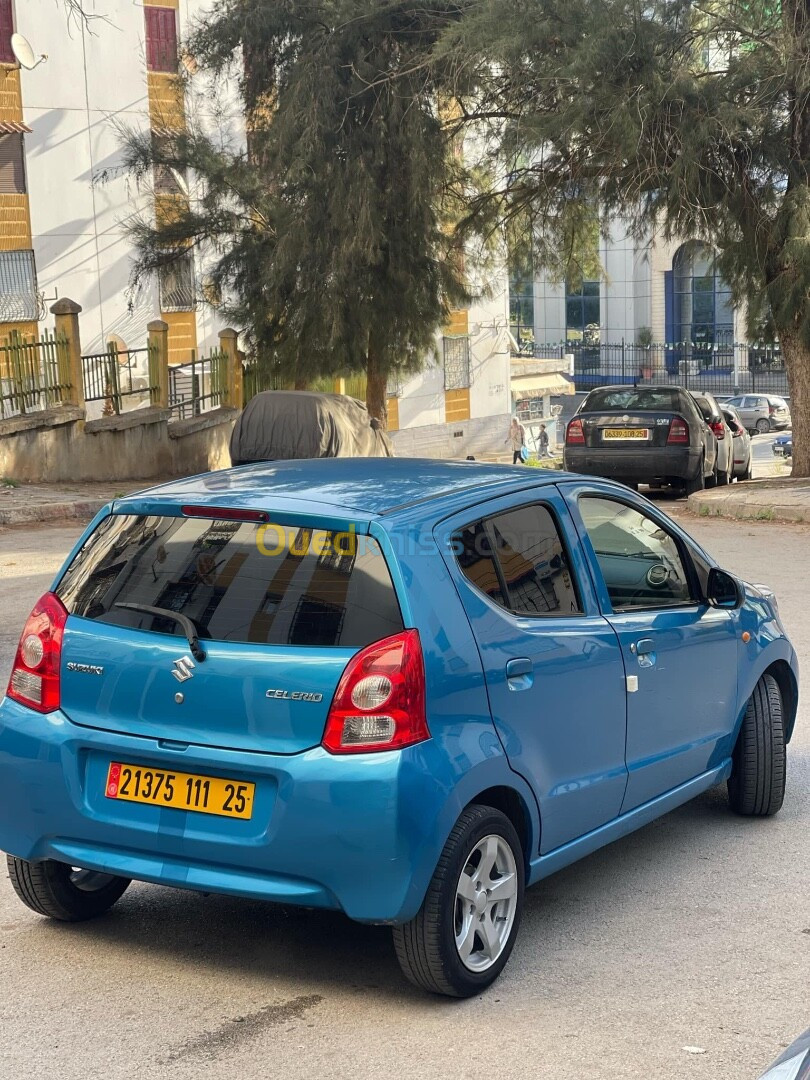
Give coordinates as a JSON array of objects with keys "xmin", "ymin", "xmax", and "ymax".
[{"xmin": 454, "ymin": 834, "xmax": 518, "ymax": 972}]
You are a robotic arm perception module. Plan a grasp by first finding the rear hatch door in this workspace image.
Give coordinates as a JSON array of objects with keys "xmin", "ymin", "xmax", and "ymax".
[{"xmin": 56, "ymin": 511, "xmax": 404, "ymax": 754}]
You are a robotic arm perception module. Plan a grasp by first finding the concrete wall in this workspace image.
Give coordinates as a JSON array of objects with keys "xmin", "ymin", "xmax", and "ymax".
[
  {"xmin": 391, "ymin": 412, "xmax": 511, "ymax": 460},
  {"xmin": 0, "ymin": 407, "xmax": 236, "ymax": 484}
]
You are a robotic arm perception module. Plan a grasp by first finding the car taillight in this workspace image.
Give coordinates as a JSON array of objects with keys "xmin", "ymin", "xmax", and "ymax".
[
  {"xmin": 322, "ymin": 629, "xmax": 429, "ymax": 754},
  {"xmin": 566, "ymin": 418, "xmax": 585, "ymax": 445},
  {"xmin": 7, "ymin": 592, "xmax": 68, "ymax": 714},
  {"xmin": 667, "ymin": 417, "xmax": 689, "ymax": 444},
  {"xmin": 710, "ymin": 420, "xmax": 725, "ymax": 440}
]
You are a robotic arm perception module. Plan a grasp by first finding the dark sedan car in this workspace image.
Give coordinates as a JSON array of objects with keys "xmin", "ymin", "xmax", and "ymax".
[
  {"xmin": 773, "ymin": 432, "xmax": 793, "ymax": 458},
  {"xmin": 564, "ymin": 385, "xmax": 718, "ymax": 494}
]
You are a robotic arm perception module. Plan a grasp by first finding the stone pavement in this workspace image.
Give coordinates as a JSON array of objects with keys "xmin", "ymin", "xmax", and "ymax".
[
  {"xmin": 0, "ymin": 479, "xmax": 164, "ymax": 526},
  {"xmin": 687, "ymin": 476, "xmax": 810, "ymax": 522}
]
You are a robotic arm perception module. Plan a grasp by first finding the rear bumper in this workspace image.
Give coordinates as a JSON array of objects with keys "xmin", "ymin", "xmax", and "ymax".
[
  {"xmin": 563, "ymin": 445, "xmax": 701, "ymax": 482},
  {"xmin": 0, "ymin": 698, "xmax": 458, "ymax": 923}
]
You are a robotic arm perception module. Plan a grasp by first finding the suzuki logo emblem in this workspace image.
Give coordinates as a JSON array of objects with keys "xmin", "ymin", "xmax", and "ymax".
[{"xmin": 171, "ymin": 656, "xmax": 196, "ymax": 683}]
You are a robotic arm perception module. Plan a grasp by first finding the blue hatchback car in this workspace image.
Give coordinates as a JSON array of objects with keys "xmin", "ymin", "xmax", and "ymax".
[{"xmin": 0, "ymin": 460, "xmax": 799, "ymax": 997}]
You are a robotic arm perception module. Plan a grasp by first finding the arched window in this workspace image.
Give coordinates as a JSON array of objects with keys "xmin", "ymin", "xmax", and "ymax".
[{"xmin": 672, "ymin": 242, "xmax": 733, "ymax": 348}]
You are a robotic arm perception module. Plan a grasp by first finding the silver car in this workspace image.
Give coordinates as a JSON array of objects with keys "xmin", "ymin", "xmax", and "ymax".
[
  {"xmin": 721, "ymin": 405, "xmax": 753, "ymax": 480},
  {"xmin": 725, "ymin": 394, "xmax": 791, "ymax": 434}
]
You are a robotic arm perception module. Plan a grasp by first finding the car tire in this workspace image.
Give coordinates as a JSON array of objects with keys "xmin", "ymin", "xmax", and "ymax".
[
  {"xmin": 705, "ymin": 459, "xmax": 719, "ymax": 488},
  {"xmin": 392, "ymin": 805, "xmax": 525, "ymax": 998},
  {"xmin": 717, "ymin": 464, "xmax": 730, "ymax": 486},
  {"xmin": 742, "ymin": 460, "xmax": 753, "ymax": 481},
  {"xmin": 684, "ymin": 459, "xmax": 705, "ymax": 496},
  {"xmin": 756, "ymin": 418, "xmax": 771, "ymax": 434},
  {"xmin": 6, "ymin": 856, "xmax": 131, "ymax": 922},
  {"xmin": 727, "ymin": 674, "xmax": 786, "ymax": 817}
]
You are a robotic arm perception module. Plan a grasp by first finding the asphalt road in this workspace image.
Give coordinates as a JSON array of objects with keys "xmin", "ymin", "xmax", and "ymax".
[{"xmin": 0, "ymin": 516, "xmax": 808, "ymax": 1080}]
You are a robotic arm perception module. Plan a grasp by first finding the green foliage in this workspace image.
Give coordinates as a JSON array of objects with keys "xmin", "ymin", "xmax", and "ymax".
[
  {"xmin": 442, "ymin": 0, "xmax": 806, "ymax": 330},
  {"xmin": 121, "ymin": 1, "xmax": 470, "ymax": 405}
]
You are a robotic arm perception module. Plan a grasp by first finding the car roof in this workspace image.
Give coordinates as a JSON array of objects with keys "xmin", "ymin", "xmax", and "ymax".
[{"xmin": 114, "ymin": 457, "xmax": 567, "ymax": 522}]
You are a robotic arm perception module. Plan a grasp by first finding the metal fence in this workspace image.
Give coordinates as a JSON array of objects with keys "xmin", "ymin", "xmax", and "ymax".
[
  {"xmin": 0, "ymin": 329, "xmax": 72, "ymax": 419},
  {"xmin": 523, "ymin": 341, "xmax": 790, "ymax": 398},
  {"xmin": 168, "ymin": 347, "xmax": 228, "ymax": 418},
  {"xmin": 81, "ymin": 342, "xmax": 160, "ymax": 416}
]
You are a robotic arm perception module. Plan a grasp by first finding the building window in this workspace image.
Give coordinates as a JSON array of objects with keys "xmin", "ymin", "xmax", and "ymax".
[
  {"xmin": 158, "ymin": 253, "xmax": 195, "ymax": 312},
  {"xmin": 443, "ymin": 335, "xmax": 470, "ymax": 390},
  {"xmin": 565, "ymin": 280, "xmax": 600, "ymax": 346},
  {"xmin": 0, "ymin": 250, "xmax": 39, "ymax": 322},
  {"xmin": 0, "ymin": 0, "xmax": 14, "ymax": 65},
  {"xmin": 508, "ymin": 258, "xmax": 534, "ymax": 352},
  {"xmin": 145, "ymin": 6, "xmax": 178, "ymax": 73},
  {"xmin": 0, "ymin": 133, "xmax": 25, "ymax": 194},
  {"xmin": 152, "ymin": 131, "xmax": 187, "ymax": 195},
  {"xmin": 672, "ymin": 241, "xmax": 733, "ymax": 349}
]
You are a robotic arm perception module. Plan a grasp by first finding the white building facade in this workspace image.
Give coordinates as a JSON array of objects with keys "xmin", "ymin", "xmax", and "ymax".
[{"xmin": 1, "ymin": 0, "xmax": 518, "ymax": 448}]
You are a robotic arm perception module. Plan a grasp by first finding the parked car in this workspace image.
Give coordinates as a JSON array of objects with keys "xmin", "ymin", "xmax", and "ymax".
[
  {"xmin": 690, "ymin": 392, "xmax": 734, "ymax": 485},
  {"xmin": 773, "ymin": 432, "xmax": 793, "ymax": 458},
  {"xmin": 0, "ymin": 460, "xmax": 798, "ymax": 997},
  {"xmin": 725, "ymin": 394, "xmax": 791, "ymax": 434},
  {"xmin": 229, "ymin": 390, "xmax": 393, "ymax": 464},
  {"xmin": 720, "ymin": 404, "xmax": 753, "ymax": 481},
  {"xmin": 563, "ymin": 384, "xmax": 719, "ymax": 494},
  {"xmin": 757, "ymin": 1027, "xmax": 810, "ymax": 1079}
]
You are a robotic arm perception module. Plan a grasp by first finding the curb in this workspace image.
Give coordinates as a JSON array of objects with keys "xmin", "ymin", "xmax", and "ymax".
[
  {"xmin": 687, "ymin": 490, "xmax": 810, "ymax": 523},
  {"xmin": 0, "ymin": 499, "xmax": 109, "ymax": 527}
]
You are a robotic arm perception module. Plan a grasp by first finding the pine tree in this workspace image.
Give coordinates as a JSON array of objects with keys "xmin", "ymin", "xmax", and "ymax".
[
  {"xmin": 121, "ymin": 0, "xmax": 469, "ymax": 426},
  {"xmin": 442, "ymin": 0, "xmax": 810, "ymax": 475}
]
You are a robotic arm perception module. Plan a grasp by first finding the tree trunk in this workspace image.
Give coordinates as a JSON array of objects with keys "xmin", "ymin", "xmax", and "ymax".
[
  {"xmin": 779, "ymin": 330, "xmax": 809, "ymax": 477},
  {"xmin": 366, "ymin": 330, "xmax": 388, "ymax": 430}
]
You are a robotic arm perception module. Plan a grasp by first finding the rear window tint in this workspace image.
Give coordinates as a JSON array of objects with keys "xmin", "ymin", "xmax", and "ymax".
[
  {"xmin": 56, "ymin": 514, "xmax": 403, "ymax": 648},
  {"xmin": 583, "ymin": 388, "xmax": 684, "ymax": 412}
]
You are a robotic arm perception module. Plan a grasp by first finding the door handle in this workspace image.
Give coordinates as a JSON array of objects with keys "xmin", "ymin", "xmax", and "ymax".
[
  {"xmin": 635, "ymin": 638, "xmax": 655, "ymax": 656},
  {"xmin": 506, "ymin": 657, "xmax": 533, "ymax": 691}
]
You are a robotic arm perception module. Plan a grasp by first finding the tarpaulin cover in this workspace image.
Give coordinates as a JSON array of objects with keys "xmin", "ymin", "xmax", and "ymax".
[{"xmin": 230, "ymin": 391, "xmax": 394, "ymax": 464}]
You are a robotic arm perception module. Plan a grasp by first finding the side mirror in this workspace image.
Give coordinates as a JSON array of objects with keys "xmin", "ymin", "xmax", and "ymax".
[{"xmin": 707, "ymin": 567, "xmax": 744, "ymax": 609}]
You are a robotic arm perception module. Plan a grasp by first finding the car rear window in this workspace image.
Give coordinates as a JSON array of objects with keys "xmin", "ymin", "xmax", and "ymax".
[
  {"xmin": 582, "ymin": 388, "xmax": 684, "ymax": 412},
  {"xmin": 56, "ymin": 514, "xmax": 403, "ymax": 648}
]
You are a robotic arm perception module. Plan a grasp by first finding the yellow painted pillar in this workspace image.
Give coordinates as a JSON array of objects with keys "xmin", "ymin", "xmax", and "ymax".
[
  {"xmin": 219, "ymin": 328, "xmax": 241, "ymax": 408},
  {"xmin": 50, "ymin": 298, "xmax": 85, "ymax": 409},
  {"xmin": 147, "ymin": 319, "xmax": 170, "ymax": 408}
]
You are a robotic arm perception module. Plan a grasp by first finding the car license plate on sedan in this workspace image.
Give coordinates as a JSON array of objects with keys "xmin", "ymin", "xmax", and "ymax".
[
  {"xmin": 105, "ymin": 762, "xmax": 255, "ymax": 819},
  {"xmin": 602, "ymin": 428, "xmax": 649, "ymax": 440}
]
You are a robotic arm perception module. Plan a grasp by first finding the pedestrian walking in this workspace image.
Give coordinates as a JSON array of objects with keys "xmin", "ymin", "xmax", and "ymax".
[
  {"xmin": 506, "ymin": 417, "xmax": 526, "ymax": 464},
  {"xmin": 538, "ymin": 423, "xmax": 551, "ymax": 458}
]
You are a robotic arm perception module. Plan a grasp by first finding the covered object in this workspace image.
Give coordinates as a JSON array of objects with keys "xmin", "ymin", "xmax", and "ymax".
[{"xmin": 230, "ymin": 390, "xmax": 393, "ymax": 464}]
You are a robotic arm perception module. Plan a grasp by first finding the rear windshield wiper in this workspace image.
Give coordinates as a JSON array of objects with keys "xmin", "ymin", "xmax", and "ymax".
[{"xmin": 115, "ymin": 603, "xmax": 206, "ymax": 662}]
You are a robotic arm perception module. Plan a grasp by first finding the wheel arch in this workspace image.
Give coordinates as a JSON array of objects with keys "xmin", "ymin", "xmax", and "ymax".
[
  {"xmin": 763, "ymin": 659, "xmax": 799, "ymax": 743},
  {"xmin": 462, "ymin": 785, "xmax": 536, "ymax": 879}
]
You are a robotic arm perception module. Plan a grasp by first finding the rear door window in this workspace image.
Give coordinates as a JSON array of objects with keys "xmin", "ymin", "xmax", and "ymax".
[
  {"xmin": 454, "ymin": 504, "xmax": 581, "ymax": 616},
  {"xmin": 56, "ymin": 514, "xmax": 403, "ymax": 648}
]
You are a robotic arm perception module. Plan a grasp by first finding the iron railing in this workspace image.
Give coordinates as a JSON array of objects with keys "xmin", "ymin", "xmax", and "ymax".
[
  {"xmin": 168, "ymin": 347, "xmax": 228, "ymax": 418},
  {"xmin": 0, "ymin": 329, "xmax": 72, "ymax": 419},
  {"xmin": 81, "ymin": 342, "xmax": 160, "ymax": 416},
  {"xmin": 515, "ymin": 341, "xmax": 789, "ymax": 398}
]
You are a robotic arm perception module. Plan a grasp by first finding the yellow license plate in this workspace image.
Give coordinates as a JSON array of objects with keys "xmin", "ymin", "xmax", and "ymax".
[
  {"xmin": 105, "ymin": 762, "xmax": 255, "ymax": 820},
  {"xmin": 603, "ymin": 428, "xmax": 649, "ymax": 440}
]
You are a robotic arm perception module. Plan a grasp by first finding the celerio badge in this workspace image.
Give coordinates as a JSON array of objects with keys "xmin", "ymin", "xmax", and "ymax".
[{"xmin": 265, "ymin": 689, "xmax": 323, "ymax": 702}]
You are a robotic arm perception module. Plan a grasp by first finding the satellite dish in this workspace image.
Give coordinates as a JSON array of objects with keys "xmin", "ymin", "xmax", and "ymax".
[{"xmin": 11, "ymin": 33, "xmax": 48, "ymax": 71}]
